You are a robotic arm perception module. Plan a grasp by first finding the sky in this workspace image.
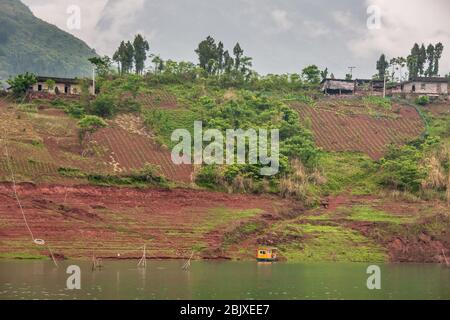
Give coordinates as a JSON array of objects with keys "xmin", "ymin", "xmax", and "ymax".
[{"xmin": 22, "ymin": 0, "xmax": 450, "ymax": 78}]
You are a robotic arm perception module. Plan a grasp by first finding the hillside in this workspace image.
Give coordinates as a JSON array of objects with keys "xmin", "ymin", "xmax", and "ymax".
[
  {"xmin": 0, "ymin": 0, "xmax": 96, "ymax": 80},
  {"xmin": 0, "ymin": 84, "xmax": 448, "ymax": 263}
]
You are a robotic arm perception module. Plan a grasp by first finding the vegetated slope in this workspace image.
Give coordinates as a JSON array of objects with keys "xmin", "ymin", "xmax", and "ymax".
[
  {"xmin": 226, "ymin": 194, "xmax": 449, "ymax": 263},
  {"xmin": 292, "ymin": 101, "xmax": 425, "ymax": 159},
  {"xmin": 0, "ymin": 102, "xmax": 192, "ymax": 184},
  {"xmin": 138, "ymin": 91, "xmax": 179, "ymax": 109},
  {"xmin": 0, "ymin": 183, "xmax": 294, "ymax": 259},
  {"xmin": 92, "ymin": 121, "xmax": 193, "ymax": 183},
  {"xmin": 0, "ymin": 0, "xmax": 96, "ymax": 79}
]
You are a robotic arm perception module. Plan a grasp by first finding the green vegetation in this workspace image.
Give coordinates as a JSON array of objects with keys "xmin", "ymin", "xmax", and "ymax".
[
  {"xmin": 202, "ymin": 207, "xmax": 262, "ymax": 232},
  {"xmin": 87, "ymin": 164, "xmax": 168, "ymax": 187},
  {"xmin": 344, "ymin": 206, "xmax": 415, "ymax": 224},
  {"xmin": 6, "ymin": 72, "xmax": 36, "ymax": 97},
  {"xmin": 276, "ymin": 223, "xmax": 386, "ymax": 262},
  {"xmin": 78, "ymin": 115, "xmax": 107, "ymax": 140},
  {"xmin": 0, "ymin": 252, "xmax": 48, "ymax": 260},
  {"xmin": 362, "ymin": 96, "xmax": 392, "ymax": 110},
  {"xmin": 416, "ymin": 95, "xmax": 430, "ymax": 106}
]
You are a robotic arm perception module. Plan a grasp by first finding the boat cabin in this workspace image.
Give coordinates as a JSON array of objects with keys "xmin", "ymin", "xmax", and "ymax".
[{"xmin": 256, "ymin": 247, "xmax": 278, "ymax": 262}]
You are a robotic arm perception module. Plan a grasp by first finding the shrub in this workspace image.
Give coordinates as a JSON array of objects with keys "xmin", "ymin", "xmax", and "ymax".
[
  {"xmin": 64, "ymin": 103, "xmax": 85, "ymax": 118},
  {"xmin": 91, "ymin": 94, "xmax": 115, "ymax": 117},
  {"xmin": 78, "ymin": 115, "xmax": 107, "ymax": 141},
  {"xmin": 7, "ymin": 73, "xmax": 37, "ymax": 96},
  {"xmin": 416, "ymin": 95, "xmax": 430, "ymax": 106}
]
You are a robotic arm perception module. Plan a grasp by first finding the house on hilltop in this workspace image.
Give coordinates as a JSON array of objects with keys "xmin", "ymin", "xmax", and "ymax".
[
  {"xmin": 321, "ymin": 79, "xmax": 355, "ymax": 95},
  {"xmin": 400, "ymin": 77, "xmax": 448, "ymax": 97},
  {"xmin": 32, "ymin": 76, "xmax": 94, "ymax": 95},
  {"xmin": 321, "ymin": 78, "xmax": 385, "ymax": 95}
]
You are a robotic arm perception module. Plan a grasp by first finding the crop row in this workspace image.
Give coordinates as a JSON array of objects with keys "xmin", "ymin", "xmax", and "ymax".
[
  {"xmin": 295, "ymin": 105, "xmax": 424, "ymax": 159},
  {"xmin": 93, "ymin": 127, "xmax": 192, "ymax": 183}
]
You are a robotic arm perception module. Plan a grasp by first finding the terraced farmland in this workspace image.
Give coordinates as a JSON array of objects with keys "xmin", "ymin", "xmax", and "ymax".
[
  {"xmin": 92, "ymin": 125, "xmax": 193, "ymax": 183},
  {"xmin": 292, "ymin": 103, "xmax": 425, "ymax": 159},
  {"xmin": 138, "ymin": 91, "xmax": 179, "ymax": 109}
]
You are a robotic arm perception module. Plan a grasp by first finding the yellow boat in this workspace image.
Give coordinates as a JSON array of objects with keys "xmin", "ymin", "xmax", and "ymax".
[{"xmin": 256, "ymin": 247, "xmax": 278, "ymax": 262}]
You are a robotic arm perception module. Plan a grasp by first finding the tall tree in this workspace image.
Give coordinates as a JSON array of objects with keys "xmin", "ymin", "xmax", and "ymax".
[
  {"xmin": 233, "ymin": 43, "xmax": 243, "ymax": 71},
  {"xmin": 133, "ymin": 34, "xmax": 150, "ymax": 75},
  {"xmin": 433, "ymin": 42, "xmax": 444, "ymax": 76},
  {"xmin": 425, "ymin": 44, "xmax": 435, "ymax": 77},
  {"xmin": 418, "ymin": 44, "xmax": 427, "ymax": 76},
  {"xmin": 113, "ymin": 41, "xmax": 126, "ymax": 74},
  {"xmin": 376, "ymin": 54, "xmax": 389, "ymax": 79},
  {"xmin": 223, "ymin": 50, "xmax": 233, "ymax": 74},
  {"xmin": 195, "ymin": 36, "xmax": 218, "ymax": 74},
  {"xmin": 407, "ymin": 44, "xmax": 420, "ymax": 79},
  {"xmin": 320, "ymin": 67, "xmax": 329, "ymax": 81},
  {"xmin": 123, "ymin": 41, "xmax": 135, "ymax": 74},
  {"xmin": 216, "ymin": 41, "xmax": 224, "ymax": 74}
]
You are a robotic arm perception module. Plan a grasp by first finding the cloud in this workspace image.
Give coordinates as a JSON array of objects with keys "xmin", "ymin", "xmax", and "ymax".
[
  {"xmin": 20, "ymin": 0, "xmax": 450, "ymax": 77},
  {"xmin": 347, "ymin": 0, "xmax": 450, "ymax": 74},
  {"xmin": 22, "ymin": 0, "xmax": 145, "ymax": 54},
  {"xmin": 271, "ymin": 9, "xmax": 293, "ymax": 32}
]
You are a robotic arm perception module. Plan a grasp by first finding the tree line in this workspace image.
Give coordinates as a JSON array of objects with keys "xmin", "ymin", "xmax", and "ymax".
[
  {"xmin": 112, "ymin": 34, "xmax": 150, "ymax": 75},
  {"xmin": 376, "ymin": 42, "xmax": 444, "ymax": 81}
]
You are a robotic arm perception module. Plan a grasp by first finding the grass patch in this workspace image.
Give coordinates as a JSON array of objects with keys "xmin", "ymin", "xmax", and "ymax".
[
  {"xmin": 363, "ymin": 96, "xmax": 392, "ymax": 110},
  {"xmin": 319, "ymin": 152, "xmax": 379, "ymax": 196},
  {"xmin": 344, "ymin": 206, "xmax": 415, "ymax": 224},
  {"xmin": 223, "ymin": 220, "xmax": 266, "ymax": 246},
  {"xmin": 0, "ymin": 252, "xmax": 49, "ymax": 260},
  {"xmin": 277, "ymin": 223, "xmax": 386, "ymax": 262},
  {"xmin": 201, "ymin": 207, "xmax": 263, "ymax": 232},
  {"xmin": 142, "ymin": 108, "xmax": 198, "ymax": 147}
]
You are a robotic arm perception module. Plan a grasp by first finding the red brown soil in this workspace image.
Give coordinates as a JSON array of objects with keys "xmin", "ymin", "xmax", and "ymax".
[
  {"xmin": 0, "ymin": 183, "xmax": 293, "ymax": 260},
  {"xmin": 292, "ymin": 103, "xmax": 425, "ymax": 159},
  {"xmin": 92, "ymin": 126, "xmax": 193, "ymax": 183}
]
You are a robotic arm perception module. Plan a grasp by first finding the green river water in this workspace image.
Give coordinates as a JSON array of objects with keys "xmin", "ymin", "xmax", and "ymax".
[{"xmin": 0, "ymin": 260, "xmax": 449, "ymax": 300}]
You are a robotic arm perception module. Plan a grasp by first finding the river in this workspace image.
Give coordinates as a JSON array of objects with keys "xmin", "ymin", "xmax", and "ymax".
[{"xmin": 0, "ymin": 260, "xmax": 448, "ymax": 300}]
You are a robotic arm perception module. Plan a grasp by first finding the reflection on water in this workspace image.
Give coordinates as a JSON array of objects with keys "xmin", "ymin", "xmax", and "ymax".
[{"xmin": 0, "ymin": 260, "xmax": 449, "ymax": 300}]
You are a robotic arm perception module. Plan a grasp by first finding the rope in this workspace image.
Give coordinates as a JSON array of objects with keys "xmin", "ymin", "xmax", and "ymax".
[
  {"xmin": 3, "ymin": 142, "xmax": 36, "ymax": 242},
  {"xmin": 2, "ymin": 130, "xmax": 47, "ymax": 248}
]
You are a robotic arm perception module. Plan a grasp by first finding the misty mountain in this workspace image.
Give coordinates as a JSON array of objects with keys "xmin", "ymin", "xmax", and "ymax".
[{"xmin": 0, "ymin": 0, "xmax": 96, "ymax": 80}]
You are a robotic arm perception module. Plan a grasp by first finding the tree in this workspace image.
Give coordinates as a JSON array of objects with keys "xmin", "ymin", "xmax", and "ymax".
[
  {"xmin": 216, "ymin": 41, "xmax": 224, "ymax": 74},
  {"xmin": 389, "ymin": 57, "xmax": 407, "ymax": 82},
  {"xmin": 433, "ymin": 42, "xmax": 444, "ymax": 76},
  {"xmin": 150, "ymin": 54, "xmax": 164, "ymax": 74},
  {"xmin": 6, "ymin": 72, "xmax": 37, "ymax": 96},
  {"xmin": 407, "ymin": 44, "xmax": 420, "ymax": 79},
  {"xmin": 223, "ymin": 50, "xmax": 233, "ymax": 74},
  {"xmin": 418, "ymin": 44, "xmax": 427, "ymax": 76},
  {"xmin": 133, "ymin": 34, "xmax": 150, "ymax": 75},
  {"xmin": 425, "ymin": 44, "xmax": 435, "ymax": 77},
  {"xmin": 302, "ymin": 65, "xmax": 321, "ymax": 84},
  {"xmin": 233, "ymin": 43, "xmax": 243, "ymax": 71},
  {"xmin": 88, "ymin": 56, "xmax": 112, "ymax": 77},
  {"xmin": 113, "ymin": 41, "xmax": 126, "ymax": 74},
  {"xmin": 376, "ymin": 54, "xmax": 389, "ymax": 79},
  {"xmin": 45, "ymin": 79, "xmax": 56, "ymax": 92},
  {"xmin": 195, "ymin": 36, "xmax": 218, "ymax": 74},
  {"xmin": 345, "ymin": 73, "xmax": 353, "ymax": 80},
  {"xmin": 123, "ymin": 41, "xmax": 135, "ymax": 74},
  {"xmin": 320, "ymin": 68, "xmax": 329, "ymax": 81}
]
